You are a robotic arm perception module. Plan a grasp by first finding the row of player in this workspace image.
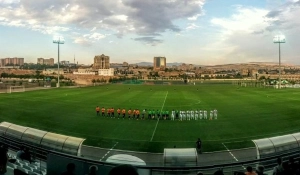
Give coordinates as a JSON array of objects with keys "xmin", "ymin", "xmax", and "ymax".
[{"xmin": 95, "ymin": 107, "xmax": 218, "ymax": 120}]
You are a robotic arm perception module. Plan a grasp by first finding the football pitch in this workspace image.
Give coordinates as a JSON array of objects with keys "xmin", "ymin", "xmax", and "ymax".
[{"xmin": 1, "ymin": 82, "xmax": 300, "ymax": 153}]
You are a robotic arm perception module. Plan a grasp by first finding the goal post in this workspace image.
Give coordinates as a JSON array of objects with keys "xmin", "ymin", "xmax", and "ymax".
[{"xmin": 7, "ymin": 86, "xmax": 25, "ymax": 93}]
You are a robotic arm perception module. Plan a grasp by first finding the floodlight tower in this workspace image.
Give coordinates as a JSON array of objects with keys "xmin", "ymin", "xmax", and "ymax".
[
  {"xmin": 273, "ymin": 35, "xmax": 286, "ymax": 89},
  {"xmin": 53, "ymin": 36, "xmax": 65, "ymax": 87}
]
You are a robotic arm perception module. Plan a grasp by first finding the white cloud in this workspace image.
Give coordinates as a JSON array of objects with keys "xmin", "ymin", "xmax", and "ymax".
[
  {"xmin": 73, "ymin": 37, "xmax": 93, "ymax": 46},
  {"xmin": 211, "ymin": 7, "xmax": 270, "ymax": 34},
  {"xmin": 186, "ymin": 23, "xmax": 199, "ymax": 30},
  {"xmin": 114, "ymin": 15, "xmax": 128, "ymax": 21},
  {"xmin": 207, "ymin": 3, "xmax": 300, "ymax": 64},
  {"xmin": 90, "ymin": 27, "xmax": 96, "ymax": 32},
  {"xmin": 0, "ymin": 0, "xmax": 19, "ymax": 4},
  {"xmin": 88, "ymin": 33, "xmax": 106, "ymax": 40},
  {"xmin": 187, "ymin": 14, "xmax": 202, "ymax": 20},
  {"xmin": 0, "ymin": 0, "xmax": 206, "ymax": 45}
]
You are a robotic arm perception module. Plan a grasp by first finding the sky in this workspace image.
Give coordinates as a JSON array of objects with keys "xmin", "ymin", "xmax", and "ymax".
[{"xmin": 0, "ymin": 0, "xmax": 299, "ymax": 65}]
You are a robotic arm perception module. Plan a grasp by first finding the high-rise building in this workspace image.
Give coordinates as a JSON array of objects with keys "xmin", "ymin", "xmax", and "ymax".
[
  {"xmin": 93, "ymin": 54, "xmax": 110, "ymax": 69},
  {"xmin": 0, "ymin": 57, "xmax": 24, "ymax": 66},
  {"xmin": 37, "ymin": 58, "xmax": 54, "ymax": 66},
  {"xmin": 153, "ymin": 57, "xmax": 166, "ymax": 70}
]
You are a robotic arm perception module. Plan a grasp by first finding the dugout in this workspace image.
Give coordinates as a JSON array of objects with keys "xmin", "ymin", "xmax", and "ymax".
[
  {"xmin": 253, "ymin": 133, "xmax": 300, "ymax": 159},
  {"xmin": 164, "ymin": 148, "xmax": 198, "ymax": 166},
  {"xmin": 0, "ymin": 122, "xmax": 85, "ymax": 156}
]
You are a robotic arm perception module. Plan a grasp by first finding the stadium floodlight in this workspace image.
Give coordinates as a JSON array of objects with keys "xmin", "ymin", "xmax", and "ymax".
[
  {"xmin": 273, "ymin": 35, "xmax": 285, "ymax": 89},
  {"xmin": 53, "ymin": 35, "xmax": 65, "ymax": 88}
]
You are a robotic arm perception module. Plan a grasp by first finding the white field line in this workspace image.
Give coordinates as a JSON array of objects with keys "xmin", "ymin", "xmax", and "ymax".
[
  {"xmin": 222, "ymin": 143, "xmax": 246, "ymax": 169},
  {"xmin": 150, "ymin": 91, "xmax": 168, "ymax": 141},
  {"xmin": 222, "ymin": 143, "xmax": 239, "ymax": 162},
  {"xmin": 99, "ymin": 142, "xmax": 118, "ymax": 161}
]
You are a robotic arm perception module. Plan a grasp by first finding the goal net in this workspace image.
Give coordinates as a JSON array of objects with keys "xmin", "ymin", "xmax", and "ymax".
[{"xmin": 8, "ymin": 86, "xmax": 25, "ymax": 93}]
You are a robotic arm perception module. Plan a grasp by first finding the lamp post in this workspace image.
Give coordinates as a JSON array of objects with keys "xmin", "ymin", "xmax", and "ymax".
[
  {"xmin": 53, "ymin": 36, "xmax": 65, "ymax": 87},
  {"xmin": 273, "ymin": 35, "xmax": 286, "ymax": 89}
]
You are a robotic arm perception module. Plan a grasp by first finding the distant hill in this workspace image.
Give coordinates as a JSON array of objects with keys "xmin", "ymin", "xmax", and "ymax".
[
  {"xmin": 136, "ymin": 62, "xmax": 189, "ymax": 66},
  {"xmin": 136, "ymin": 62, "xmax": 152, "ymax": 66},
  {"xmin": 135, "ymin": 62, "xmax": 298, "ymax": 68}
]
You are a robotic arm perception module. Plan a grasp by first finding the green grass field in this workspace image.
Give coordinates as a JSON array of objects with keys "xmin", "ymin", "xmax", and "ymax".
[{"xmin": 1, "ymin": 82, "xmax": 300, "ymax": 153}]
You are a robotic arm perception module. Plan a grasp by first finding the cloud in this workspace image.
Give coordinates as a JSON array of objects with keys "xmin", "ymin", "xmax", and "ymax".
[
  {"xmin": 86, "ymin": 33, "xmax": 107, "ymax": 40},
  {"xmin": 0, "ymin": 0, "xmax": 205, "ymax": 45},
  {"xmin": 211, "ymin": 6, "xmax": 270, "ymax": 34},
  {"xmin": 207, "ymin": 2, "xmax": 300, "ymax": 64},
  {"xmin": 265, "ymin": 0, "xmax": 300, "ymax": 32},
  {"xmin": 73, "ymin": 36, "xmax": 93, "ymax": 46},
  {"xmin": 0, "ymin": 0, "xmax": 19, "ymax": 4},
  {"xmin": 133, "ymin": 37, "xmax": 163, "ymax": 46},
  {"xmin": 186, "ymin": 23, "xmax": 199, "ymax": 30}
]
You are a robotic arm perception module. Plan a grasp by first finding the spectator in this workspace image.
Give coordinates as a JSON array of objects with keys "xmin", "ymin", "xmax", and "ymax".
[
  {"xmin": 196, "ymin": 138, "xmax": 202, "ymax": 154},
  {"xmin": 245, "ymin": 166, "xmax": 257, "ymax": 175},
  {"xmin": 197, "ymin": 171, "xmax": 204, "ymax": 175},
  {"xmin": 273, "ymin": 157, "xmax": 284, "ymax": 175},
  {"xmin": 86, "ymin": 165, "xmax": 98, "ymax": 175},
  {"xmin": 296, "ymin": 161, "xmax": 300, "ymax": 175},
  {"xmin": 0, "ymin": 145, "xmax": 8, "ymax": 175},
  {"xmin": 109, "ymin": 164, "xmax": 138, "ymax": 175},
  {"xmin": 234, "ymin": 172, "xmax": 245, "ymax": 175},
  {"xmin": 256, "ymin": 165, "xmax": 266, "ymax": 175},
  {"xmin": 289, "ymin": 157, "xmax": 297, "ymax": 175},
  {"xmin": 23, "ymin": 147, "xmax": 33, "ymax": 163},
  {"xmin": 282, "ymin": 162, "xmax": 291, "ymax": 175},
  {"xmin": 61, "ymin": 163, "xmax": 76, "ymax": 175},
  {"xmin": 13, "ymin": 169, "xmax": 27, "ymax": 175},
  {"xmin": 16, "ymin": 146, "xmax": 25, "ymax": 160},
  {"xmin": 214, "ymin": 169, "xmax": 224, "ymax": 175}
]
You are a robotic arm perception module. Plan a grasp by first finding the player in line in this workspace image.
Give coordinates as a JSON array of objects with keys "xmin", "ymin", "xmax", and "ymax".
[
  {"xmin": 96, "ymin": 107, "xmax": 218, "ymax": 120},
  {"xmin": 96, "ymin": 106, "xmax": 100, "ymax": 116}
]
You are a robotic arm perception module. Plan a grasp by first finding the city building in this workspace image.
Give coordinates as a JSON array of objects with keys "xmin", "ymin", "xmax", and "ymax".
[
  {"xmin": 153, "ymin": 57, "xmax": 166, "ymax": 70},
  {"xmin": 60, "ymin": 61, "xmax": 70, "ymax": 66},
  {"xmin": 93, "ymin": 54, "xmax": 110, "ymax": 69},
  {"xmin": 91, "ymin": 54, "xmax": 114, "ymax": 76},
  {"xmin": 0, "ymin": 57, "xmax": 24, "ymax": 67},
  {"xmin": 42, "ymin": 68, "xmax": 65, "ymax": 75},
  {"xmin": 73, "ymin": 68, "xmax": 96, "ymax": 75},
  {"xmin": 37, "ymin": 58, "xmax": 54, "ymax": 66},
  {"xmin": 98, "ymin": 68, "xmax": 114, "ymax": 76}
]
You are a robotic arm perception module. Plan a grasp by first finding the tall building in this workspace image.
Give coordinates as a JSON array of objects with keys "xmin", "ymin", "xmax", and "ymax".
[
  {"xmin": 153, "ymin": 57, "xmax": 166, "ymax": 70},
  {"xmin": 37, "ymin": 58, "xmax": 54, "ymax": 66},
  {"xmin": 93, "ymin": 54, "xmax": 110, "ymax": 69},
  {"xmin": 0, "ymin": 57, "xmax": 24, "ymax": 66}
]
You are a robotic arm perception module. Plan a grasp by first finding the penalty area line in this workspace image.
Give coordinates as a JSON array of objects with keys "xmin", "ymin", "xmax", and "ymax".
[{"xmin": 150, "ymin": 91, "xmax": 168, "ymax": 141}]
